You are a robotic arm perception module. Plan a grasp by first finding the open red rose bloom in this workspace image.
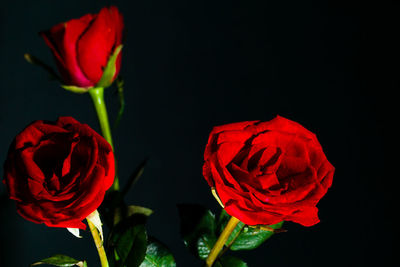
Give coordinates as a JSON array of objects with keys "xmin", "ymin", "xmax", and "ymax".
[
  {"xmin": 40, "ymin": 6, "xmax": 123, "ymax": 88},
  {"xmin": 3, "ymin": 117, "xmax": 115, "ymax": 229},
  {"xmin": 203, "ymin": 116, "xmax": 334, "ymax": 226}
]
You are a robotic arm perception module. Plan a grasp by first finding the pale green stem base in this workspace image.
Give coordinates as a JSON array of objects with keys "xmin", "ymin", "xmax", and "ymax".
[
  {"xmin": 87, "ymin": 219, "xmax": 109, "ymax": 267},
  {"xmin": 89, "ymin": 87, "xmax": 120, "ymax": 191}
]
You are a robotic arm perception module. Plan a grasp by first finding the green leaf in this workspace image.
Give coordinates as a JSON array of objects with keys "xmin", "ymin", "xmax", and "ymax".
[
  {"xmin": 108, "ymin": 215, "xmax": 148, "ymax": 267},
  {"xmin": 96, "ymin": 45, "xmax": 123, "ymax": 88},
  {"xmin": 122, "ymin": 159, "xmax": 148, "ymax": 197},
  {"xmin": 217, "ymin": 210, "xmax": 245, "ymax": 247},
  {"xmin": 139, "ymin": 238, "xmax": 176, "ymax": 267},
  {"xmin": 115, "ymin": 225, "xmax": 147, "ymax": 267},
  {"xmin": 177, "ymin": 204, "xmax": 216, "ymax": 258},
  {"xmin": 218, "ymin": 210, "xmax": 284, "ymax": 251},
  {"xmin": 215, "ymin": 256, "xmax": 248, "ymax": 267},
  {"xmin": 231, "ymin": 221, "xmax": 284, "ymax": 251},
  {"xmin": 196, "ymin": 233, "xmax": 217, "ymax": 260},
  {"xmin": 31, "ymin": 254, "xmax": 86, "ymax": 267}
]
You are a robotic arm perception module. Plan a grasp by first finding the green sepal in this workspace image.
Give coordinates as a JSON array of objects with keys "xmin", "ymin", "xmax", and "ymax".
[
  {"xmin": 31, "ymin": 254, "xmax": 87, "ymax": 267},
  {"xmin": 127, "ymin": 205, "xmax": 154, "ymax": 217},
  {"xmin": 61, "ymin": 85, "xmax": 92, "ymax": 94},
  {"xmin": 139, "ymin": 238, "xmax": 176, "ymax": 267},
  {"xmin": 24, "ymin": 53, "xmax": 62, "ymax": 82},
  {"xmin": 177, "ymin": 204, "xmax": 216, "ymax": 259},
  {"xmin": 218, "ymin": 210, "xmax": 284, "ymax": 251},
  {"xmin": 96, "ymin": 45, "xmax": 123, "ymax": 88},
  {"xmin": 214, "ymin": 256, "xmax": 248, "ymax": 267},
  {"xmin": 107, "ymin": 214, "xmax": 148, "ymax": 267}
]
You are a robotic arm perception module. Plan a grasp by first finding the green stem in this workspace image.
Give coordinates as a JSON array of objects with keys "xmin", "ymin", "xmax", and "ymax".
[
  {"xmin": 89, "ymin": 87, "xmax": 120, "ymax": 191},
  {"xmin": 216, "ymin": 223, "xmax": 245, "ymax": 262},
  {"xmin": 87, "ymin": 219, "xmax": 109, "ymax": 267},
  {"xmin": 205, "ymin": 216, "xmax": 240, "ymax": 267}
]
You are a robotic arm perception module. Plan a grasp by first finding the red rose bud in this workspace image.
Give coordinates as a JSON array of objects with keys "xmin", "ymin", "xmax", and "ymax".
[
  {"xmin": 40, "ymin": 6, "xmax": 124, "ymax": 91},
  {"xmin": 3, "ymin": 117, "xmax": 115, "ymax": 229},
  {"xmin": 203, "ymin": 116, "xmax": 335, "ymax": 227}
]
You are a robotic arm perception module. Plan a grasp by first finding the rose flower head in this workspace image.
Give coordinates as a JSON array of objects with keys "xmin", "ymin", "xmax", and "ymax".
[
  {"xmin": 3, "ymin": 117, "xmax": 115, "ymax": 229},
  {"xmin": 203, "ymin": 116, "xmax": 334, "ymax": 227},
  {"xmin": 40, "ymin": 6, "xmax": 124, "ymax": 91}
]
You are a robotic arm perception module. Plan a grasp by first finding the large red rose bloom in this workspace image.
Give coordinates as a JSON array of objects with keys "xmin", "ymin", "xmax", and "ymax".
[
  {"xmin": 3, "ymin": 117, "xmax": 115, "ymax": 229},
  {"xmin": 203, "ymin": 116, "xmax": 334, "ymax": 226}
]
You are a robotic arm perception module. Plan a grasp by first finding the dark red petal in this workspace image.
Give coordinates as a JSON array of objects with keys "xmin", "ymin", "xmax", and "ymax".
[
  {"xmin": 20, "ymin": 148, "xmax": 45, "ymax": 182},
  {"xmin": 40, "ymin": 24, "xmax": 66, "ymax": 72},
  {"xmin": 13, "ymin": 121, "xmax": 46, "ymax": 149},
  {"xmin": 41, "ymin": 14, "xmax": 94, "ymax": 87},
  {"xmin": 255, "ymin": 116, "xmax": 320, "ymax": 145},
  {"xmin": 109, "ymin": 6, "xmax": 124, "ymax": 46},
  {"xmin": 61, "ymin": 139, "xmax": 79, "ymax": 177},
  {"xmin": 56, "ymin": 116, "xmax": 80, "ymax": 126},
  {"xmin": 3, "ymin": 152, "xmax": 35, "ymax": 202},
  {"xmin": 16, "ymin": 203, "xmax": 45, "ymax": 225},
  {"xmin": 215, "ymin": 142, "xmax": 246, "ymax": 167},
  {"xmin": 224, "ymin": 202, "xmax": 283, "ymax": 226},
  {"xmin": 13, "ymin": 120, "xmax": 69, "ymax": 151},
  {"xmin": 211, "ymin": 156, "xmax": 244, "ymax": 192},
  {"xmin": 111, "ymin": 6, "xmax": 124, "ymax": 82},
  {"xmin": 202, "ymin": 161, "xmax": 215, "ymax": 187},
  {"xmin": 45, "ymin": 219, "xmax": 87, "ymax": 230},
  {"xmin": 101, "ymin": 148, "xmax": 115, "ymax": 190},
  {"xmin": 284, "ymin": 206, "xmax": 320, "ymax": 226},
  {"xmin": 66, "ymin": 165, "xmax": 106, "ymax": 219},
  {"xmin": 213, "ymin": 167, "xmax": 259, "ymax": 210},
  {"xmin": 204, "ymin": 122, "xmax": 256, "ymax": 158},
  {"xmin": 210, "ymin": 121, "xmax": 258, "ymax": 136}
]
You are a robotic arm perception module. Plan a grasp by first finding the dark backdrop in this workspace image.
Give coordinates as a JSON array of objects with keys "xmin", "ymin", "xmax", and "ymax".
[{"xmin": 0, "ymin": 0, "xmax": 397, "ymax": 266}]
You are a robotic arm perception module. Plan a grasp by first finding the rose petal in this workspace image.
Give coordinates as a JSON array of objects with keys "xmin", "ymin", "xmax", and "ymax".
[
  {"xmin": 284, "ymin": 206, "xmax": 320, "ymax": 226},
  {"xmin": 224, "ymin": 201, "xmax": 284, "ymax": 226},
  {"xmin": 41, "ymin": 14, "xmax": 94, "ymax": 87},
  {"xmin": 77, "ymin": 7, "xmax": 118, "ymax": 83}
]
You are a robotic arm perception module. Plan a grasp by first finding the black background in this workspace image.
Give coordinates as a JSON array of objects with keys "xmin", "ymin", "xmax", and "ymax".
[{"xmin": 0, "ymin": 0, "xmax": 397, "ymax": 266}]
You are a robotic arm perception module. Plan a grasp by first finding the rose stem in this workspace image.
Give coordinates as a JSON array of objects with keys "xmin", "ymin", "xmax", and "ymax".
[
  {"xmin": 89, "ymin": 87, "xmax": 120, "ymax": 191},
  {"xmin": 205, "ymin": 216, "xmax": 241, "ymax": 267},
  {"xmin": 87, "ymin": 218, "xmax": 109, "ymax": 267},
  {"xmin": 215, "ymin": 223, "xmax": 245, "ymax": 262}
]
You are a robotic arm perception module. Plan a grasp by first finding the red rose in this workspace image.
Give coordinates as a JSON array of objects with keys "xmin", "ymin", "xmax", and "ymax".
[
  {"xmin": 203, "ymin": 116, "xmax": 334, "ymax": 226},
  {"xmin": 40, "ymin": 6, "xmax": 124, "ymax": 89},
  {"xmin": 3, "ymin": 117, "xmax": 115, "ymax": 229}
]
